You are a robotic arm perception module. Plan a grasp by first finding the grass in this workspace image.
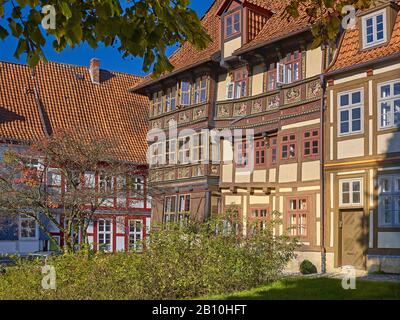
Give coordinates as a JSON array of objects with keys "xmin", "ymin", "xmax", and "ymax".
[{"xmin": 204, "ymin": 277, "xmax": 400, "ymax": 300}]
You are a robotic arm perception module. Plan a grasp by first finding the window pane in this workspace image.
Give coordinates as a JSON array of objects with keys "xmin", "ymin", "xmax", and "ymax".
[
  {"xmin": 352, "ymin": 91, "xmax": 361, "ymax": 104},
  {"xmin": 342, "ymin": 182, "xmax": 350, "ymax": 192},
  {"xmin": 381, "ymin": 85, "xmax": 391, "ymax": 98},
  {"xmin": 342, "ymin": 192, "xmax": 350, "ymax": 204},
  {"xmin": 340, "ymin": 94, "xmax": 349, "ymax": 106},
  {"xmin": 381, "ymin": 102, "xmax": 391, "ymax": 127},
  {"xmin": 394, "ymin": 83, "xmax": 400, "ymax": 96},
  {"xmin": 394, "ymin": 100, "xmax": 400, "ymax": 126}
]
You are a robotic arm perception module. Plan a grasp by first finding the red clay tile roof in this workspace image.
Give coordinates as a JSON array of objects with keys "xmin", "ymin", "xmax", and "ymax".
[
  {"xmin": 132, "ymin": 0, "xmax": 311, "ymax": 90},
  {"xmin": 327, "ymin": 1, "xmax": 400, "ymax": 72},
  {"xmin": 235, "ymin": 0, "xmax": 311, "ymax": 54},
  {"xmin": 0, "ymin": 60, "xmax": 149, "ymax": 164}
]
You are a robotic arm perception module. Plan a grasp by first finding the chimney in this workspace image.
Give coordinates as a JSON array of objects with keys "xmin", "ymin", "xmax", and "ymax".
[{"xmin": 89, "ymin": 58, "xmax": 100, "ymax": 84}]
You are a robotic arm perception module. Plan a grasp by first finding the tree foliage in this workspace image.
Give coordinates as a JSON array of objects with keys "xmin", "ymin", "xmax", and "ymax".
[
  {"xmin": 0, "ymin": 129, "xmax": 145, "ymax": 253},
  {"xmin": 0, "ymin": 0, "xmax": 211, "ymax": 76},
  {"xmin": 285, "ymin": 0, "xmax": 375, "ymax": 48},
  {"xmin": 0, "ymin": 214, "xmax": 298, "ymax": 300}
]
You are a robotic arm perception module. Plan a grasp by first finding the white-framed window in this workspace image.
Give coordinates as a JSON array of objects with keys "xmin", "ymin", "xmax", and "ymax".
[
  {"xmin": 163, "ymin": 195, "xmax": 177, "ymax": 223},
  {"xmin": 378, "ymin": 174, "xmax": 400, "ymax": 227},
  {"xmin": 194, "ymin": 77, "xmax": 207, "ymax": 104},
  {"xmin": 180, "ymin": 81, "xmax": 191, "ymax": 106},
  {"xmin": 84, "ymin": 171, "xmax": 96, "ymax": 189},
  {"xmin": 19, "ymin": 215, "xmax": 38, "ymax": 240},
  {"xmin": 339, "ymin": 179, "xmax": 363, "ymax": 206},
  {"xmin": 152, "ymin": 91, "xmax": 163, "ymax": 116},
  {"xmin": 98, "ymin": 219, "xmax": 112, "ymax": 251},
  {"xmin": 178, "ymin": 136, "xmax": 191, "ymax": 164},
  {"xmin": 116, "ymin": 175, "xmax": 127, "ymax": 208},
  {"xmin": 191, "ymin": 132, "xmax": 208, "ymax": 162},
  {"xmin": 47, "ymin": 168, "xmax": 62, "ymax": 195},
  {"xmin": 165, "ymin": 86, "xmax": 177, "ymax": 112},
  {"xmin": 128, "ymin": 219, "xmax": 143, "ymax": 251},
  {"xmin": 178, "ymin": 194, "xmax": 191, "ymax": 223},
  {"xmin": 362, "ymin": 9, "xmax": 387, "ymax": 49},
  {"xmin": 378, "ymin": 79, "xmax": 400, "ymax": 129},
  {"xmin": 166, "ymin": 139, "xmax": 177, "ymax": 165},
  {"xmin": 150, "ymin": 142, "xmax": 164, "ymax": 166},
  {"xmin": 226, "ymin": 82, "xmax": 234, "ymax": 100},
  {"xmin": 338, "ymin": 89, "xmax": 363, "ymax": 135},
  {"xmin": 99, "ymin": 174, "xmax": 114, "ymax": 206}
]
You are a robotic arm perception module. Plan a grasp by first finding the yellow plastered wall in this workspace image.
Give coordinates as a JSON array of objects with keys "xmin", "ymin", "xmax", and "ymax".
[
  {"xmin": 306, "ymin": 46, "xmax": 323, "ymax": 78},
  {"xmin": 251, "ymin": 64, "xmax": 264, "ymax": 96}
]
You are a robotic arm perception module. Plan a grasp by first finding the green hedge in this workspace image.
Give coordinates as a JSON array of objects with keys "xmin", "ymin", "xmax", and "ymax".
[{"xmin": 0, "ymin": 219, "xmax": 298, "ymax": 300}]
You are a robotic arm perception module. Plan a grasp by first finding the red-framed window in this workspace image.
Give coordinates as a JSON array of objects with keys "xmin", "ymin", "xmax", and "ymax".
[
  {"xmin": 225, "ymin": 11, "xmax": 241, "ymax": 39},
  {"xmin": 303, "ymin": 128, "xmax": 320, "ymax": 158},
  {"xmin": 287, "ymin": 197, "xmax": 309, "ymax": 238},
  {"xmin": 254, "ymin": 138, "xmax": 266, "ymax": 167},
  {"xmin": 267, "ymin": 63, "xmax": 277, "ymax": 91},
  {"xmin": 281, "ymin": 133, "xmax": 297, "ymax": 160},
  {"xmin": 269, "ymin": 137, "xmax": 277, "ymax": 165},
  {"xmin": 248, "ymin": 207, "xmax": 269, "ymax": 235},
  {"xmin": 267, "ymin": 51, "xmax": 302, "ymax": 89},
  {"xmin": 235, "ymin": 140, "xmax": 248, "ymax": 167},
  {"xmin": 233, "ymin": 68, "xmax": 248, "ymax": 99}
]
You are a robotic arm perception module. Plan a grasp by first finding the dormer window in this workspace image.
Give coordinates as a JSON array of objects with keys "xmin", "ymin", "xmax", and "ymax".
[
  {"xmin": 362, "ymin": 9, "xmax": 387, "ymax": 49},
  {"xmin": 225, "ymin": 11, "xmax": 241, "ymax": 39}
]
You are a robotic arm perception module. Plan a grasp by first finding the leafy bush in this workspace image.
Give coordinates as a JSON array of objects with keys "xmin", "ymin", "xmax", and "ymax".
[
  {"xmin": 0, "ymin": 216, "xmax": 298, "ymax": 300},
  {"xmin": 299, "ymin": 260, "xmax": 318, "ymax": 275}
]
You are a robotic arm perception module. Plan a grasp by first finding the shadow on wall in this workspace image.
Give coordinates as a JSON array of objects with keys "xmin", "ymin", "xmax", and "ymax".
[{"xmin": 354, "ymin": 128, "xmax": 400, "ymax": 271}]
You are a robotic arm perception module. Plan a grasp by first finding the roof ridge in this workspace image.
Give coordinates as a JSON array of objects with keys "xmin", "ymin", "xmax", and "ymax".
[{"xmin": 0, "ymin": 59, "xmax": 144, "ymax": 81}]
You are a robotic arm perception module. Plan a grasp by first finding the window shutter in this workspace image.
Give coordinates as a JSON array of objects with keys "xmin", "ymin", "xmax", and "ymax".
[{"xmin": 276, "ymin": 63, "xmax": 286, "ymax": 85}]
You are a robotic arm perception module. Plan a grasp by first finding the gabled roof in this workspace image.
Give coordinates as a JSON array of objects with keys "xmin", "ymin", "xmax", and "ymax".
[
  {"xmin": 132, "ymin": 0, "xmax": 311, "ymax": 91},
  {"xmin": 0, "ymin": 60, "xmax": 149, "ymax": 164},
  {"xmin": 327, "ymin": 0, "xmax": 400, "ymax": 73}
]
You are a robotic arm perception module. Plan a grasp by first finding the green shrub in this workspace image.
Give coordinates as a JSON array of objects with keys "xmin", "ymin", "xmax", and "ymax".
[
  {"xmin": 299, "ymin": 260, "xmax": 318, "ymax": 275},
  {"xmin": 0, "ymin": 216, "xmax": 298, "ymax": 300}
]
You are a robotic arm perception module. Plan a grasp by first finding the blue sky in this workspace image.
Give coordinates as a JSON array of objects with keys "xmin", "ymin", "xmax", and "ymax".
[{"xmin": 0, "ymin": 0, "xmax": 214, "ymax": 75}]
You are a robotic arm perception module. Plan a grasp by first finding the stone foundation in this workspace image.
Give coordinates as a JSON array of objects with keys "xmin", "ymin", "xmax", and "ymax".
[
  {"xmin": 366, "ymin": 255, "xmax": 400, "ymax": 274},
  {"xmin": 285, "ymin": 251, "xmax": 335, "ymax": 273}
]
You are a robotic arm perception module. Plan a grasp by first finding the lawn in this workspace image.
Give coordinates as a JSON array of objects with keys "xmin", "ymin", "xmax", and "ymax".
[{"xmin": 205, "ymin": 277, "xmax": 400, "ymax": 300}]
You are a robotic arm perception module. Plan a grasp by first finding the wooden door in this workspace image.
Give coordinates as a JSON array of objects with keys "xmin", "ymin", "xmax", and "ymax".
[{"xmin": 340, "ymin": 211, "xmax": 366, "ymax": 269}]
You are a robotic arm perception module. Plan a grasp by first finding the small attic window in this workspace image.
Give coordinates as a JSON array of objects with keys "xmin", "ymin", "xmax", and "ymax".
[
  {"xmin": 362, "ymin": 9, "xmax": 387, "ymax": 49},
  {"xmin": 225, "ymin": 11, "xmax": 241, "ymax": 39},
  {"xmin": 75, "ymin": 73, "xmax": 84, "ymax": 80}
]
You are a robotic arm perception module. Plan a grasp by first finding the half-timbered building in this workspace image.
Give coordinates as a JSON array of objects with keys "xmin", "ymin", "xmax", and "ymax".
[
  {"xmin": 324, "ymin": 0, "xmax": 400, "ymax": 272},
  {"xmin": 132, "ymin": 0, "xmax": 332, "ymax": 271},
  {"xmin": 0, "ymin": 59, "xmax": 151, "ymax": 254}
]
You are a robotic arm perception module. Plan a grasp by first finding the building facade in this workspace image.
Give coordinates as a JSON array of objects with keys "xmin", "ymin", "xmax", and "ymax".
[
  {"xmin": 0, "ymin": 59, "xmax": 151, "ymax": 254},
  {"xmin": 324, "ymin": 0, "xmax": 400, "ymax": 272},
  {"xmin": 132, "ymin": 0, "xmax": 332, "ymax": 271},
  {"xmin": 133, "ymin": 0, "xmax": 400, "ymax": 272}
]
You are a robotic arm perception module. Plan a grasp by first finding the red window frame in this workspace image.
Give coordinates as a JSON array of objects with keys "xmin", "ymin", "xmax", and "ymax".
[
  {"xmin": 269, "ymin": 137, "xmax": 278, "ymax": 165},
  {"xmin": 233, "ymin": 68, "xmax": 248, "ymax": 99},
  {"xmin": 254, "ymin": 138, "xmax": 266, "ymax": 167},
  {"xmin": 225, "ymin": 11, "xmax": 241, "ymax": 39},
  {"xmin": 303, "ymin": 128, "xmax": 320, "ymax": 158},
  {"xmin": 266, "ymin": 51, "xmax": 302, "ymax": 89},
  {"xmin": 235, "ymin": 140, "xmax": 248, "ymax": 168},
  {"xmin": 281, "ymin": 133, "xmax": 297, "ymax": 161},
  {"xmin": 287, "ymin": 197, "xmax": 309, "ymax": 238},
  {"xmin": 283, "ymin": 51, "xmax": 302, "ymax": 84},
  {"xmin": 248, "ymin": 207, "xmax": 269, "ymax": 235},
  {"xmin": 266, "ymin": 63, "xmax": 276, "ymax": 92}
]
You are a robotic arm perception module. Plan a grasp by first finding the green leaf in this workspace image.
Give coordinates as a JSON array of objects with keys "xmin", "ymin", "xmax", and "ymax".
[
  {"xmin": 0, "ymin": 25, "xmax": 8, "ymax": 39},
  {"xmin": 59, "ymin": 2, "xmax": 72, "ymax": 19},
  {"xmin": 27, "ymin": 50, "xmax": 39, "ymax": 67}
]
